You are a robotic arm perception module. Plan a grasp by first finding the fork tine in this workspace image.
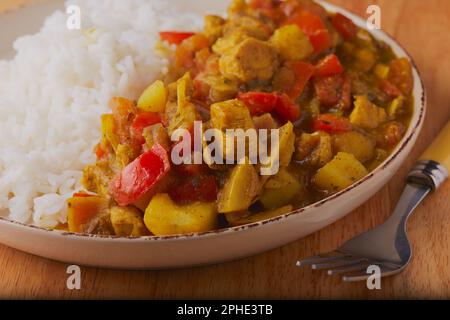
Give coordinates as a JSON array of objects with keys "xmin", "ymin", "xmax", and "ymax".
[
  {"xmin": 342, "ymin": 263, "xmax": 401, "ymax": 282},
  {"xmin": 296, "ymin": 251, "xmax": 351, "ymax": 267},
  {"xmin": 312, "ymin": 257, "xmax": 366, "ymax": 270},
  {"xmin": 327, "ymin": 262, "xmax": 370, "ymax": 276}
]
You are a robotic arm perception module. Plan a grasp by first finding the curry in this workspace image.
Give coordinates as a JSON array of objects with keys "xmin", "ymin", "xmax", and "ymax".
[{"xmin": 66, "ymin": 0, "xmax": 414, "ymax": 236}]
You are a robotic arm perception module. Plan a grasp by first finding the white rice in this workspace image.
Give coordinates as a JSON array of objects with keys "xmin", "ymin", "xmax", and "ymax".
[{"xmin": 0, "ymin": 0, "xmax": 203, "ymax": 228}]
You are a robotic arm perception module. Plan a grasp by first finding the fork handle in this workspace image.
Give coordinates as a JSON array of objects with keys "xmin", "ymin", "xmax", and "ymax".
[{"xmin": 408, "ymin": 121, "xmax": 450, "ymax": 190}]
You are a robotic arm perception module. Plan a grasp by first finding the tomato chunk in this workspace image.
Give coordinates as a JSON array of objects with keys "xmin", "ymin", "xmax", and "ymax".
[
  {"xmin": 110, "ymin": 144, "xmax": 171, "ymax": 206},
  {"xmin": 380, "ymin": 80, "xmax": 402, "ymax": 99},
  {"xmin": 315, "ymin": 54, "xmax": 344, "ymax": 77},
  {"xmin": 169, "ymin": 175, "xmax": 218, "ymax": 204},
  {"xmin": 285, "ymin": 10, "xmax": 332, "ymax": 54},
  {"xmin": 237, "ymin": 92, "xmax": 279, "ymax": 116},
  {"xmin": 312, "ymin": 114, "xmax": 352, "ymax": 133},
  {"xmin": 159, "ymin": 31, "xmax": 195, "ymax": 45},
  {"xmin": 331, "ymin": 13, "xmax": 357, "ymax": 40}
]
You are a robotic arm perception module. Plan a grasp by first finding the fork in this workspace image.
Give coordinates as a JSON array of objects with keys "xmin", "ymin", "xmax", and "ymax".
[{"xmin": 297, "ymin": 121, "xmax": 450, "ymax": 282}]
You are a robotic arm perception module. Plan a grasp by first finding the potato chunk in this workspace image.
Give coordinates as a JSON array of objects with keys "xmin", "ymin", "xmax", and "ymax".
[
  {"xmin": 333, "ymin": 131, "xmax": 376, "ymax": 163},
  {"xmin": 110, "ymin": 206, "xmax": 149, "ymax": 237},
  {"xmin": 219, "ymin": 38, "xmax": 278, "ymax": 83},
  {"xmin": 137, "ymin": 80, "xmax": 167, "ymax": 112},
  {"xmin": 67, "ymin": 196, "xmax": 107, "ymax": 233},
  {"xmin": 218, "ymin": 161, "xmax": 261, "ymax": 213},
  {"xmin": 144, "ymin": 194, "xmax": 217, "ymax": 236},
  {"xmin": 278, "ymin": 121, "xmax": 296, "ymax": 167},
  {"xmin": 269, "ymin": 25, "xmax": 313, "ymax": 61},
  {"xmin": 350, "ymin": 95, "xmax": 387, "ymax": 129},
  {"xmin": 260, "ymin": 168, "xmax": 302, "ymax": 210},
  {"xmin": 314, "ymin": 152, "xmax": 369, "ymax": 192}
]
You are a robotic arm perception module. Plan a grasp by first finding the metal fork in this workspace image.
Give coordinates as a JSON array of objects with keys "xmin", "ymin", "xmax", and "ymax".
[{"xmin": 296, "ymin": 160, "xmax": 448, "ymax": 282}]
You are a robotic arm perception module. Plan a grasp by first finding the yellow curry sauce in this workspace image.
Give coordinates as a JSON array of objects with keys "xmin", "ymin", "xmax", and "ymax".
[{"xmin": 66, "ymin": 0, "xmax": 413, "ymax": 236}]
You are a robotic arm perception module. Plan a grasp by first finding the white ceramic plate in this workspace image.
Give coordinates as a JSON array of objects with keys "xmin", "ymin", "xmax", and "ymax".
[{"xmin": 0, "ymin": 0, "xmax": 425, "ymax": 269}]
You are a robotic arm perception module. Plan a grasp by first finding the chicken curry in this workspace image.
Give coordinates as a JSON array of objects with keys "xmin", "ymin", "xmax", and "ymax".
[{"xmin": 66, "ymin": 0, "xmax": 414, "ymax": 236}]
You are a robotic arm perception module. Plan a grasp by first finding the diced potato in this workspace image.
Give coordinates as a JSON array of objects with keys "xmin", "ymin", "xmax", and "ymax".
[
  {"xmin": 218, "ymin": 161, "xmax": 261, "ymax": 213},
  {"xmin": 67, "ymin": 196, "xmax": 107, "ymax": 233},
  {"xmin": 219, "ymin": 38, "xmax": 279, "ymax": 82},
  {"xmin": 210, "ymin": 99, "xmax": 254, "ymax": 131},
  {"xmin": 269, "ymin": 25, "xmax": 313, "ymax": 61},
  {"xmin": 253, "ymin": 113, "xmax": 278, "ymax": 130},
  {"xmin": 177, "ymin": 73, "xmax": 194, "ymax": 108},
  {"xmin": 350, "ymin": 96, "xmax": 387, "ymax": 129},
  {"xmin": 110, "ymin": 206, "xmax": 149, "ymax": 237},
  {"xmin": 314, "ymin": 152, "xmax": 369, "ymax": 192},
  {"xmin": 353, "ymin": 48, "xmax": 376, "ymax": 72},
  {"xmin": 295, "ymin": 132, "xmax": 333, "ymax": 167},
  {"xmin": 333, "ymin": 131, "xmax": 376, "ymax": 163},
  {"xmin": 374, "ymin": 63, "xmax": 390, "ymax": 79},
  {"xmin": 260, "ymin": 168, "xmax": 302, "ymax": 210},
  {"xmin": 137, "ymin": 80, "xmax": 168, "ymax": 112},
  {"xmin": 387, "ymin": 96, "xmax": 405, "ymax": 118},
  {"xmin": 144, "ymin": 194, "xmax": 217, "ymax": 236},
  {"xmin": 278, "ymin": 121, "xmax": 296, "ymax": 167},
  {"xmin": 230, "ymin": 205, "xmax": 294, "ymax": 226},
  {"xmin": 101, "ymin": 114, "xmax": 119, "ymax": 151}
]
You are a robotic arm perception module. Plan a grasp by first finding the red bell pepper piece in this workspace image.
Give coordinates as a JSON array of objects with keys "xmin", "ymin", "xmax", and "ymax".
[
  {"xmin": 286, "ymin": 61, "xmax": 315, "ymax": 100},
  {"xmin": 331, "ymin": 13, "xmax": 358, "ymax": 40},
  {"xmin": 315, "ymin": 54, "xmax": 344, "ymax": 77},
  {"xmin": 94, "ymin": 143, "xmax": 106, "ymax": 160},
  {"xmin": 238, "ymin": 92, "xmax": 300, "ymax": 122},
  {"xmin": 73, "ymin": 192, "xmax": 96, "ymax": 198},
  {"xmin": 275, "ymin": 93, "xmax": 300, "ymax": 123},
  {"xmin": 110, "ymin": 144, "xmax": 171, "ymax": 206},
  {"xmin": 313, "ymin": 74, "xmax": 345, "ymax": 107},
  {"xmin": 169, "ymin": 175, "xmax": 218, "ymax": 204},
  {"xmin": 237, "ymin": 92, "xmax": 279, "ymax": 116},
  {"xmin": 312, "ymin": 114, "xmax": 352, "ymax": 133},
  {"xmin": 159, "ymin": 31, "xmax": 195, "ymax": 45},
  {"xmin": 131, "ymin": 112, "xmax": 161, "ymax": 145},
  {"xmin": 285, "ymin": 10, "xmax": 332, "ymax": 54}
]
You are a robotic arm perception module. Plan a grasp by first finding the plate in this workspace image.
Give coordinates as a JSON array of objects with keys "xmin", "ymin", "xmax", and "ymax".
[{"xmin": 0, "ymin": 0, "xmax": 426, "ymax": 269}]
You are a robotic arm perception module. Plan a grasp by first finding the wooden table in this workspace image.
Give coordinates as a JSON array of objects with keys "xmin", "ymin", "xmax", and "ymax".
[{"xmin": 1, "ymin": 0, "xmax": 449, "ymax": 299}]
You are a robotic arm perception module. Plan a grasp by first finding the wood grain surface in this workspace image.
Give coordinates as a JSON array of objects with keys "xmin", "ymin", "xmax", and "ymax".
[{"xmin": 0, "ymin": 0, "xmax": 449, "ymax": 299}]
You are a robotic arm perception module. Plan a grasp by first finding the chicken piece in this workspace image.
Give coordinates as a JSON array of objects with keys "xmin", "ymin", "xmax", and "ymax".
[
  {"xmin": 81, "ymin": 161, "xmax": 115, "ymax": 197},
  {"xmin": 110, "ymin": 206, "xmax": 149, "ymax": 237},
  {"xmin": 223, "ymin": 15, "xmax": 273, "ymax": 41},
  {"xmin": 204, "ymin": 15, "xmax": 225, "ymax": 43},
  {"xmin": 115, "ymin": 143, "xmax": 140, "ymax": 169},
  {"xmin": 143, "ymin": 123, "xmax": 171, "ymax": 151},
  {"xmin": 195, "ymin": 74, "xmax": 239, "ymax": 103},
  {"xmin": 210, "ymin": 99, "xmax": 254, "ymax": 131},
  {"xmin": 212, "ymin": 31, "xmax": 249, "ymax": 55},
  {"xmin": 295, "ymin": 132, "xmax": 333, "ymax": 167},
  {"xmin": 219, "ymin": 38, "xmax": 279, "ymax": 83}
]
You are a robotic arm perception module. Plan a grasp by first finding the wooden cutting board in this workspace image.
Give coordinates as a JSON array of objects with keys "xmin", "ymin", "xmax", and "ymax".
[{"xmin": 0, "ymin": 0, "xmax": 449, "ymax": 299}]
